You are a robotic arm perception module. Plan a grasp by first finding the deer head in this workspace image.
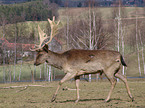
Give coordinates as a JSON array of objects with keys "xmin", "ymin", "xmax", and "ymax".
[{"xmin": 30, "ymin": 16, "xmax": 60, "ymax": 65}]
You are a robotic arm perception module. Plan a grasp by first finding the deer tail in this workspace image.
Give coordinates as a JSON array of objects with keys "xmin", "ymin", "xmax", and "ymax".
[{"xmin": 121, "ymin": 55, "xmax": 127, "ymax": 67}]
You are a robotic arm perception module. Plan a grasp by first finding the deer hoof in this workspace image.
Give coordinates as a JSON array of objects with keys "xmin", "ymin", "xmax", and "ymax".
[
  {"xmin": 51, "ymin": 94, "xmax": 57, "ymax": 102},
  {"xmin": 51, "ymin": 98, "xmax": 55, "ymax": 102},
  {"xmin": 104, "ymin": 99, "xmax": 110, "ymax": 103},
  {"xmin": 131, "ymin": 97, "xmax": 134, "ymax": 102},
  {"xmin": 75, "ymin": 99, "xmax": 79, "ymax": 103}
]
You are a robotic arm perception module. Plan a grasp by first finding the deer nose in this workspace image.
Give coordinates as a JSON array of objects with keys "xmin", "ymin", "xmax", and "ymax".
[
  {"xmin": 34, "ymin": 62, "xmax": 39, "ymax": 66},
  {"xmin": 34, "ymin": 63, "xmax": 37, "ymax": 65},
  {"xmin": 34, "ymin": 62, "xmax": 40, "ymax": 66}
]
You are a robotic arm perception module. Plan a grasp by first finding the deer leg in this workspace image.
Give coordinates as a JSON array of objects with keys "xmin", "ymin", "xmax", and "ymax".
[
  {"xmin": 100, "ymin": 71, "xmax": 103, "ymax": 80},
  {"xmin": 51, "ymin": 84, "xmax": 60, "ymax": 102},
  {"xmin": 75, "ymin": 76, "xmax": 80, "ymax": 103},
  {"xmin": 51, "ymin": 72, "xmax": 76, "ymax": 102},
  {"xmin": 104, "ymin": 71, "xmax": 117, "ymax": 102},
  {"xmin": 105, "ymin": 78, "xmax": 117, "ymax": 102},
  {"xmin": 115, "ymin": 73, "xmax": 134, "ymax": 101}
]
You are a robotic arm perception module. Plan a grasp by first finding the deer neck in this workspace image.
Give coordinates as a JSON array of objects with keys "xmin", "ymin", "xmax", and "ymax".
[{"xmin": 46, "ymin": 50, "xmax": 65, "ymax": 69}]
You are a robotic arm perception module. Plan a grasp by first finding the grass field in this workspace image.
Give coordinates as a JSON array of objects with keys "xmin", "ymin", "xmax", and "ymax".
[{"xmin": 0, "ymin": 79, "xmax": 145, "ymax": 108}]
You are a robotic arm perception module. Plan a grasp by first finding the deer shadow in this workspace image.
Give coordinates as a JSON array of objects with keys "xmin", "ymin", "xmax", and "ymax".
[{"xmin": 57, "ymin": 98, "xmax": 122, "ymax": 103}]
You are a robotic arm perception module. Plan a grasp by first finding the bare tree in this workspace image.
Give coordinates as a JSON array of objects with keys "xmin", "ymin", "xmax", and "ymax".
[
  {"xmin": 66, "ymin": 8, "xmax": 70, "ymax": 50},
  {"xmin": 135, "ymin": 12, "xmax": 141, "ymax": 76},
  {"xmin": 48, "ymin": 42, "xmax": 52, "ymax": 82},
  {"xmin": 62, "ymin": 7, "xmax": 110, "ymax": 81},
  {"xmin": 138, "ymin": 7, "xmax": 145, "ymax": 75},
  {"xmin": 139, "ymin": 30, "xmax": 145, "ymax": 75},
  {"xmin": 68, "ymin": 12, "xmax": 108, "ymax": 50},
  {"xmin": 112, "ymin": 0, "xmax": 127, "ymax": 76},
  {"xmin": 121, "ymin": 24, "xmax": 125, "ymax": 75},
  {"xmin": 39, "ymin": 65, "xmax": 42, "ymax": 79},
  {"xmin": 13, "ymin": 19, "xmax": 18, "ymax": 81}
]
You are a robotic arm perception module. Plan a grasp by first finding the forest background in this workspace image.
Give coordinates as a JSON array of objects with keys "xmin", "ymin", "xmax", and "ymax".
[{"xmin": 0, "ymin": 0, "xmax": 145, "ymax": 83}]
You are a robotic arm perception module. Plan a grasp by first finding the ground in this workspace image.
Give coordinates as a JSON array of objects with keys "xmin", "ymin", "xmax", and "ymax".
[{"xmin": 0, "ymin": 79, "xmax": 145, "ymax": 108}]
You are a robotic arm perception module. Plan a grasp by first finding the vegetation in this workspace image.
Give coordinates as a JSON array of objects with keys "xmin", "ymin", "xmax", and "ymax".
[
  {"xmin": 0, "ymin": 0, "xmax": 58, "ymax": 24},
  {"xmin": 0, "ymin": 80, "xmax": 145, "ymax": 107},
  {"xmin": 0, "ymin": 21, "xmax": 49, "ymax": 42}
]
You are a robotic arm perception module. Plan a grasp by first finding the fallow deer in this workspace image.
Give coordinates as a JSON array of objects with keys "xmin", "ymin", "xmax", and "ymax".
[{"xmin": 31, "ymin": 16, "xmax": 134, "ymax": 103}]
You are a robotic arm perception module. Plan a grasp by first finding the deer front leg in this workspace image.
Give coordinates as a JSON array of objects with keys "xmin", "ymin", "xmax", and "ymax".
[
  {"xmin": 51, "ymin": 72, "xmax": 76, "ymax": 102},
  {"xmin": 105, "ymin": 78, "xmax": 117, "ymax": 102},
  {"xmin": 75, "ymin": 76, "xmax": 80, "ymax": 103},
  {"xmin": 104, "ymin": 69, "xmax": 117, "ymax": 102},
  {"xmin": 51, "ymin": 84, "xmax": 60, "ymax": 102}
]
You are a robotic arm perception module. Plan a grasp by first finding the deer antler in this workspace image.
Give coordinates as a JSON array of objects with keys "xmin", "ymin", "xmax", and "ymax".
[{"xmin": 30, "ymin": 16, "xmax": 60, "ymax": 51}]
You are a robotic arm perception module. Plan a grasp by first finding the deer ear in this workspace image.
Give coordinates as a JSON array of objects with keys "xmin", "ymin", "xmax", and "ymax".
[{"xmin": 43, "ymin": 44, "xmax": 49, "ymax": 53}]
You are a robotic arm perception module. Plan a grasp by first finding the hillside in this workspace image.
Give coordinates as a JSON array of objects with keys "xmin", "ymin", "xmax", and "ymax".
[
  {"xmin": 59, "ymin": 7, "xmax": 145, "ymax": 20},
  {"xmin": 1, "ymin": 7, "xmax": 145, "ymax": 42}
]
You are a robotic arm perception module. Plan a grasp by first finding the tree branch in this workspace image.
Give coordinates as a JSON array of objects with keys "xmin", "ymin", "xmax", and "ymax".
[{"xmin": 0, "ymin": 85, "xmax": 53, "ymax": 92}]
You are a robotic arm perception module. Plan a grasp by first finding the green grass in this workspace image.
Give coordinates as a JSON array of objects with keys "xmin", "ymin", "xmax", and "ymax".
[{"xmin": 0, "ymin": 80, "xmax": 145, "ymax": 108}]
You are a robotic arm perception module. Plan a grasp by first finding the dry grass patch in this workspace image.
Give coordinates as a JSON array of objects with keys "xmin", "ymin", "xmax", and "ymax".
[{"xmin": 0, "ymin": 80, "xmax": 145, "ymax": 108}]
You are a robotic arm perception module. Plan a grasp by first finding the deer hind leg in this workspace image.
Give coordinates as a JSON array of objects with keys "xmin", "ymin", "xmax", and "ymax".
[
  {"xmin": 51, "ymin": 72, "xmax": 76, "ymax": 102},
  {"xmin": 75, "ymin": 76, "xmax": 80, "ymax": 103},
  {"xmin": 115, "ymin": 73, "xmax": 134, "ymax": 101},
  {"xmin": 100, "ymin": 71, "xmax": 103, "ymax": 80},
  {"xmin": 104, "ymin": 70, "xmax": 117, "ymax": 102}
]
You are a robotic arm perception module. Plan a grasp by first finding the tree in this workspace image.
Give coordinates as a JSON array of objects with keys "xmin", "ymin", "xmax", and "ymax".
[
  {"xmin": 135, "ymin": 13, "xmax": 141, "ymax": 76},
  {"xmin": 112, "ymin": 0, "xmax": 127, "ymax": 75},
  {"xmin": 139, "ymin": 29, "xmax": 145, "ymax": 75},
  {"xmin": 0, "ymin": 0, "xmax": 59, "ymax": 24},
  {"xmin": 61, "ymin": 7, "xmax": 110, "ymax": 81},
  {"xmin": 0, "ymin": 14, "xmax": 7, "ymax": 83}
]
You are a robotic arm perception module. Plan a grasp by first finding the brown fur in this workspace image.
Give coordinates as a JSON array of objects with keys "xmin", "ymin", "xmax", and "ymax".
[{"xmin": 34, "ymin": 44, "xmax": 134, "ymax": 103}]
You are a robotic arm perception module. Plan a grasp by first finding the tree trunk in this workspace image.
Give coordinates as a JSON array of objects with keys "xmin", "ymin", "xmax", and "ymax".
[
  {"xmin": 117, "ymin": 3, "xmax": 121, "ymax": 52},
  {"xmin": 89, "ymin": 7, "xmax": 92, "ymax": 82},
  {"xmin": 121, "ymin": 24, "xmax": 125, "ymax": 75},
  {"xmin": 3, "ymin": 47, "xmax": 6, "ymax": 83},
  {"xmin": 31, "ymin": 70, "xmax": 35, "ymax": 83},
  {"xmin": 39, "ymin": 66, "xmax": 42, "ymax": 79},
  {"xmin": 19, "ymin": 48, "xmax": 23, "ymax": 81},
  {"xmin": 19, "ymin": 60, "xmax": 22, "ymax": 81},
  {"xmin": 9, "ymin": 66, "xmax": 12, "ymax": 83},
  {"xmin": 116, "ymin": 3, "xmax": 121, "ymax": 82},
  {"xmin": 66, "ymin": 11, "xmax": 69, "ymax": 49},
  {"xmin": 2, "ymin": 25, "xmax": 6, "ymax": 83},
  {"xmin": 135, "ymin": 15, "xmax": 141, "ymax": 76},
  {"xmin": 14, "ymin": 23, "xmax": 18, "ymax": 81},
  {"xmin": 139, "ymin": 30, "xmax": 145, "ymax": 75},
  {"xmin": 48, "ymin": 65, "xmax": 51, "ymax": 82}
]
